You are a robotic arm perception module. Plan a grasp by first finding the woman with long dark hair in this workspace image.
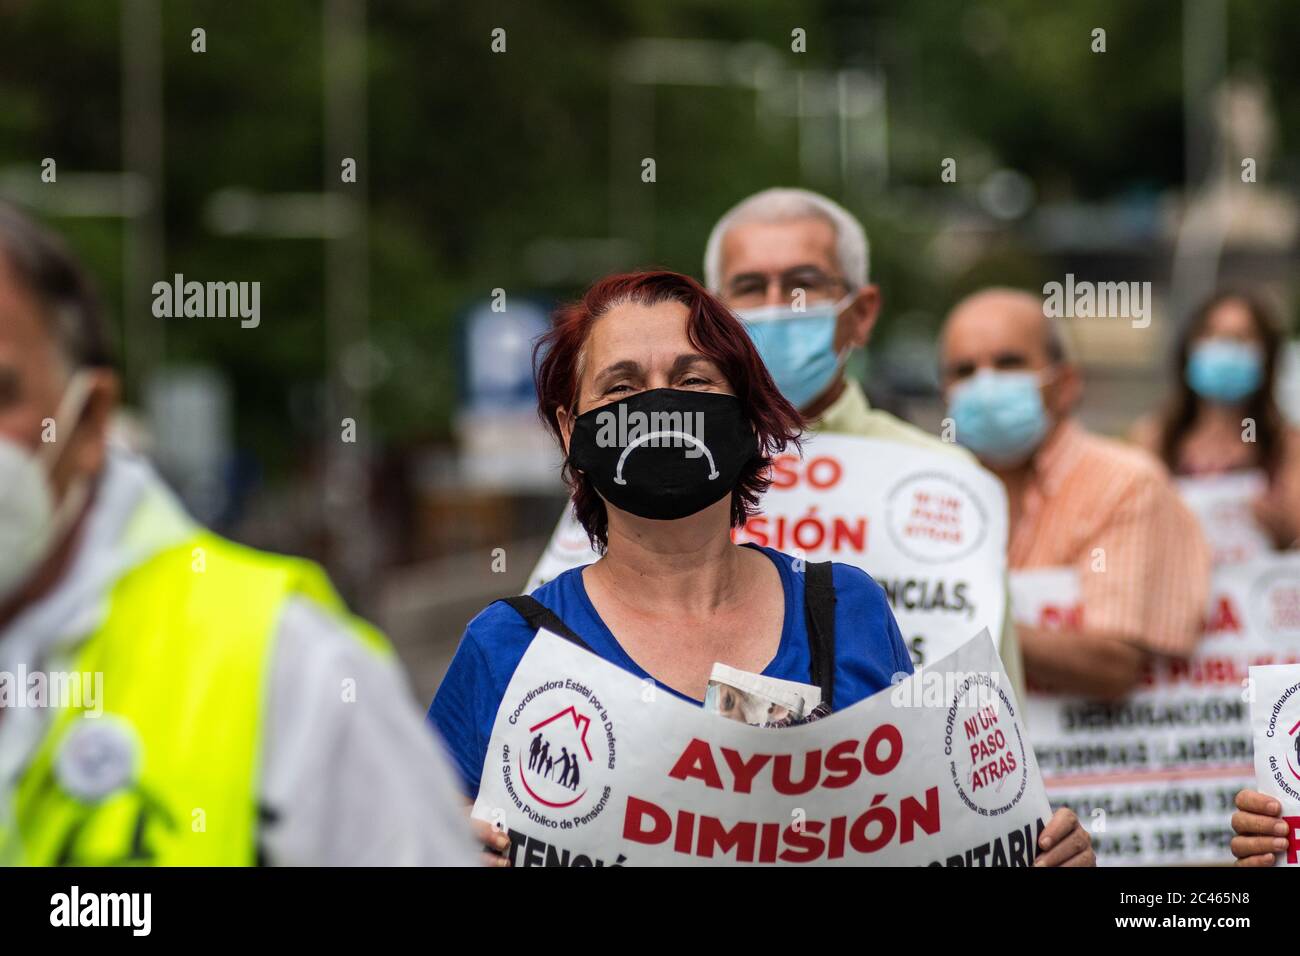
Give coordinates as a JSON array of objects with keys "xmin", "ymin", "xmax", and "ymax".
[
  {"xmin": 1134, "ymin": 290, "xmax": 1300, "ymax": 864},
  {"xmin": 1131, "ymin": 290, "xmax": 1300, "ymax": 549}
]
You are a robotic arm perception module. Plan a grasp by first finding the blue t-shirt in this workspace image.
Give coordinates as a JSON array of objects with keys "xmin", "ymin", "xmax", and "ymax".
[{"xmin": 428, "ymin": 544, "xmax": 913, "ymax": 797}]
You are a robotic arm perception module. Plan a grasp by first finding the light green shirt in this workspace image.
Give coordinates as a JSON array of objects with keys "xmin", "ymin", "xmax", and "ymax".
[{"xmin": 811, "ymin": 377, "xmax": 1026, "ymax": 703}]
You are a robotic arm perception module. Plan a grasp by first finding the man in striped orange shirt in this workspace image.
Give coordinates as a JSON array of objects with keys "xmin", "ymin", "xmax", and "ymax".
[{"xmin": 938, "ymin": 288, "xmax": 1211, "ymax": 699}]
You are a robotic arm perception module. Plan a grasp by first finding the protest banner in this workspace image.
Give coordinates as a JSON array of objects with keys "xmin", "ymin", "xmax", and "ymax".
[
  {"xmin": 1249, "ymin": 663, "xmax": 1300, "ymax": 866},
  {"xmin": 1011, "ymin": 556, "xmax": 1300, "ymax": 865},
  {"xmin": 527, "ymin": 433, "xmax": 1009, "ymax": 669},
  {"xmin": 470, "ymin": 628, "xmax": 1050, "ymax": 867},
  {"xmin": 1176, "ymin": 471, "xmax": 1273, "ymax": 566}
]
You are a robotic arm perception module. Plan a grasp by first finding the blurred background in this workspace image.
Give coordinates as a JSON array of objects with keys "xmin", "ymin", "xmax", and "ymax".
[{"xmin": 1, "ymin": 0, "xmax": 1297, "ymax": 697}]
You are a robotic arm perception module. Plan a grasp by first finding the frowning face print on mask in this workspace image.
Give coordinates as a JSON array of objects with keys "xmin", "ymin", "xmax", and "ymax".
[
  {"xmin": 567, "ymin": 387, "xmax": 757, "ymax": 520},
  {"xmin": 558, "ymin": 298, "xmax": 758, "ymax": 522}
]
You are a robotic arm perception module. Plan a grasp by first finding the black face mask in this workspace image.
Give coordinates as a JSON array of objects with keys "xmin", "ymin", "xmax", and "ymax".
[{"xmin": 567, "ymin": 388, "xmax": 758, "ymax": 521}]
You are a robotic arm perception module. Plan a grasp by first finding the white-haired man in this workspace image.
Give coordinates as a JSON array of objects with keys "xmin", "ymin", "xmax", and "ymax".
[
  {"xmin": 704, "ymin": 187, "xmax": 1025, "ymax": 698},
  {"xmin": 706, "ymin": 188, "xmax": 934, "ymax": 446}
]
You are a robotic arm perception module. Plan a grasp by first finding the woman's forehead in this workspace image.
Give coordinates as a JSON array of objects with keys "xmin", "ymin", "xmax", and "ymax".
[
  {"xmin": 1204, "ymin": 299, "xmax": 1258, "ymax": 337},
  {"xmin": 583, "ymin": 298, "xmax": 692, "ymax": 367}
]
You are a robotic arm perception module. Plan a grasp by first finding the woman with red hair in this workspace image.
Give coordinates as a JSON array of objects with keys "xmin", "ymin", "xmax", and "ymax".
[
  {"xmin": 430, "ymin": 270, "xmax": 1091, "ymax": 866},
  {"xmin": 432, "ymin": 268, "xmax": 910, "ymax": 774}
]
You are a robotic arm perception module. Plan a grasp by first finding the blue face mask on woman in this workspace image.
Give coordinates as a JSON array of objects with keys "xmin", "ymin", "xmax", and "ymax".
[
  {"xmin": 947, "ymin": 370, "xmax": 1051, "ymax": 467},
  {"xmin": 1185, "ymin": 339, "xmax": 1263, "ymax": 404},
  {"xmin": 737, "ymin": 294, "xmax": 856, "ymax": 410}
]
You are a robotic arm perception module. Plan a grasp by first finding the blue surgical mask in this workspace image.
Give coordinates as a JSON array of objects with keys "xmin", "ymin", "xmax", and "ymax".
[
  {"xmin": 736, "ymin": 294, "xmax": 856, "ymax": 411},
  {"xmin": 947, "ymin": 370, "xmax": 1051, "ymax": 467},
  {"xmin": 1186, "ymin": 339, "xmax": 1263, "ymax": 404}
]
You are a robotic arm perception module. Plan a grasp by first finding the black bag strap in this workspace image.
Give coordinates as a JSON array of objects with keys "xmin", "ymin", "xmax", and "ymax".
[
  {"xmin": 499, "ymin": 595, "xmax": 594, "ymax": 652},
  {"xmin": 803, "ymin": 561, "xmax": 837, "ymax": 710}
]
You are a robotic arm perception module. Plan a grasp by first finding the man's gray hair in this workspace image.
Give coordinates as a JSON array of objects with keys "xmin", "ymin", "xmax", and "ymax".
[
  {"xmin": 703, "ymin": 187, "xmax": 869, "ymax": 292},
  {"xmin": 0, "ymin": 201, "xmax": 112, "ymax": 369}
]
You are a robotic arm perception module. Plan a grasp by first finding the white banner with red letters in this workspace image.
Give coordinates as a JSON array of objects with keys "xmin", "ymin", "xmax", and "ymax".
[
  {"xmin": 1011, "ymin": 557, "xmax": 1300, "ymax": 865},
  {"xmin": 527, "ymin": 433, "xmax": 1009, "ymax": 670},
  {"xmin": 470, "ymin": 628, "xmax": 1050, "ymax": 867}
]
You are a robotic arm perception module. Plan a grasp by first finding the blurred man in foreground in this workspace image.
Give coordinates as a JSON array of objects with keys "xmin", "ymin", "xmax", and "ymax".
[
  {"xmin": 0, "ymin": 202, "xmax": 477, "ymax": 865},
  {"xmin": 704, "ymin": 188, "xmax": 1025, "ymax": 698},
  {"xmin": 938, "ymin": 288, "xmax": 1211, "ymax": 698}
]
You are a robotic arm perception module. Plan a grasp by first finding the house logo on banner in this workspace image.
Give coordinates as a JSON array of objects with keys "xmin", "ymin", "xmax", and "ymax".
[
  {"xmin": 498, "ymin": 672, "xmax": 618, "ymax": 827},
  {"xmin": 522, "ymin": 707, "xmax": 595, "ymax": 807},
  {"xmin": 885, "ymin": 472, "xmax": 989, "ymax": 564},
  {"xmin": 944, "ymin": 674, "xmax": 1031, "ymax": 817}
]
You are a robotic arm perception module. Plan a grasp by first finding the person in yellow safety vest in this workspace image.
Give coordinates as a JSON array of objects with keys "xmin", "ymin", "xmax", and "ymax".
[{"xmin": 0, "ymin": 202, "xmax": 478, "ymax": 866}]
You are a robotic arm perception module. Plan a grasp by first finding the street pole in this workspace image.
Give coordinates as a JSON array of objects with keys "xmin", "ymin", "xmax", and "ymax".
[
  {"xmin": 323, "ymin": 0, "xmax": 375, "ymax": 604},
  {"xmin": 121, "ymin": 0, "xmax": 165, "ymax": 399}
]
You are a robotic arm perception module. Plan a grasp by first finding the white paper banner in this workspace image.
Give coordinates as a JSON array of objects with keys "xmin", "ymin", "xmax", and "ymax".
[
  {"xmin": 1249, "ymin": 662, "xmax": 1300, "ymax": 866},
  {"xmin": 1176, "ymin": 470, "xmax": 1273, "ymax": 567},
  {"xmin": 471, "ymin": 628, "xmax": 1050, "ymax": 867},
  {"xmin": 1011, "ymin": 556, "xmax": 1300, "ymax": 865},
  {"xmin": 527, "ymin": 433, "xmax": 1009, "ymax": 670}
]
